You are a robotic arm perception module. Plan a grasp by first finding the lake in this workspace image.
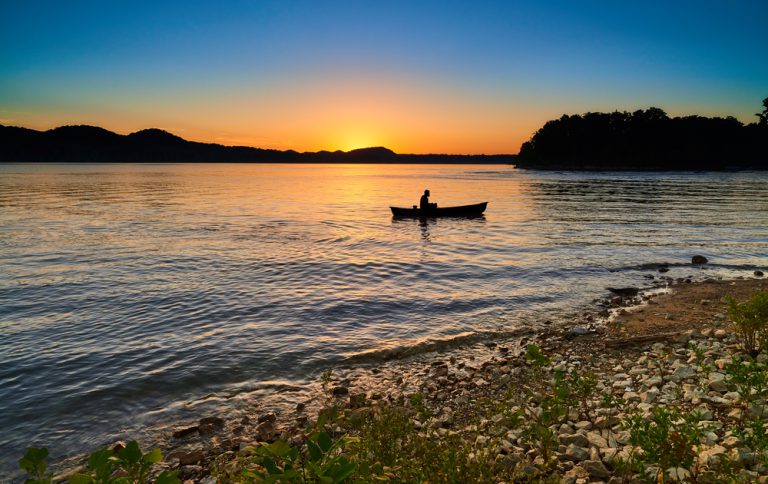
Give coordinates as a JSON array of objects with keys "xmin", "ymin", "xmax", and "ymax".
[{"xmin": 1, "ymin": 163, "xmax": 766, "ymax": 473}]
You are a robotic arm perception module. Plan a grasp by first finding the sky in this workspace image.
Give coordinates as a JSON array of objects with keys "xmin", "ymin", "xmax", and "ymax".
[{"xmin": 1, "ymin": 0, "xmax": 767, "ymax": 154}]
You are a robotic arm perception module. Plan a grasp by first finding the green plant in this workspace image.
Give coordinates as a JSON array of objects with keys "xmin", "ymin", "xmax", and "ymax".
[
  {"xmin": 20, "ymin": 442, "xmax": 178, "ymax": 484},
  {"xmin": 408, "ymin": 392, "xmax": 432, "ymax": 421},
  {"xmin": 19, "ymin": 448, "xmax": 52, "ymax": 484},
  {"xmin": 726, "ymin": 291, "xmax": 768, "ymax": 356},
  {"xmin": 732, "ymin": 418, "xmax": 768, "ymax": 469},
  {"xmin": 623, "ymin": 407, "xmax": 710, "ymax": 482},
  {"xmin": 725, "ymin": 357, "xmax": 768, "ymax": 425}
]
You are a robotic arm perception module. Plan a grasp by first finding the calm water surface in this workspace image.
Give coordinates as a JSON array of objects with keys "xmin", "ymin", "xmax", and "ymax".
[{"xmin": 1, "ymin": 163, "xmax": 767, "ymax": 472}]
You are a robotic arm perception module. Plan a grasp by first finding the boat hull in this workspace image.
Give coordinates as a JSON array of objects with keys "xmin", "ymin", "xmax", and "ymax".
[{"xmin": 390, "ymin": 202, "xmax": 488, "ymax": 217}]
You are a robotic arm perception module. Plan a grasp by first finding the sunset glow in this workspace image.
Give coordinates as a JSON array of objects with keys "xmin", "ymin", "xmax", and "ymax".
[{"xmin": 1, "ymin": 1, "xmax": 766, "ymax": 154}]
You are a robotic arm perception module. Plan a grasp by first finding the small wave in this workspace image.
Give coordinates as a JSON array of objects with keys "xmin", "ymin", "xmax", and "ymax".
[{"xmin": 344, "ymin": 327, "xmax": 535, "ymax": 364}]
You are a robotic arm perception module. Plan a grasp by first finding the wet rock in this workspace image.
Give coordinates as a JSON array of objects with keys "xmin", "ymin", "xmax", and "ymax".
[
  {"xmin": 254, "ymin": 420, "xmax": 278, "ymax": 441},
  {"xmin": 173, "ymin": 426, "xmax": 200, "ymax": 439},
  {"xmin": 565, "ymin": 327, "xmax": 592, "ymax": 339},
  {"xmin": 332, "ymin": 386, "xmax": 349, "ymax": 396},
  {"xmin": 199, "ymin": 416, "xmax": 224, "ymax": 427},
  {"xmin": 607, "ymin": 287, "xmax": 639, "ymax": 297},
  {"xmin": 178, "ymin": 449, "xmax": 205, "ymax": 466},
  {"xmin": 257, "ymin": 413, "xmax": 277, "ymax": 424},
  {"xmin": 692, "ymin": 255, "xmax": 709, "ymax": 264},
  {"xmin": 755, "ymin": 271, "xmax": 764, "ymax": 277}
]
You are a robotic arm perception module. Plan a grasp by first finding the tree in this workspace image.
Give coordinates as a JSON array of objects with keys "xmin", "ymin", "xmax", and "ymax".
[{"xmin": 757, "ymin": 97, "xmax": 768, "ymax": 126}]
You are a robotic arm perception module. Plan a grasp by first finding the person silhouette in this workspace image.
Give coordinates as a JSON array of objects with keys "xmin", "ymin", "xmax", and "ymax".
[{"xmin": 419, "ymin": 189, "xmax": 437, "ymax": 211}]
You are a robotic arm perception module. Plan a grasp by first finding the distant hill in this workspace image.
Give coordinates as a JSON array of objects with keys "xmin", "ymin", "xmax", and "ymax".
[
  {"xmin": 0, "ymin": 125, "xmax": 515, "ymax": 164},
  {"xmin": 516, "ymin": 104, "xmax": 768, "ymax": 170}
]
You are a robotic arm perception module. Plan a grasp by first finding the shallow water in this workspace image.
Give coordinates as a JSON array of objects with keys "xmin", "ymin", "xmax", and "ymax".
[{"xmin": 1, "ymin": 163, "xmax": 766, "ymax": 472}]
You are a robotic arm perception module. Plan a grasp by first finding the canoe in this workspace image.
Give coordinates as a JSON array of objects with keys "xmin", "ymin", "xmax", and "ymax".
[{"xmin": 390, "ymin": 202, "xmax": 488, "ymax": 217}]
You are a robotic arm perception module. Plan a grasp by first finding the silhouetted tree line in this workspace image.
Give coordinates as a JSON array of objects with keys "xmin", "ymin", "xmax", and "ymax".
[
  {"xmin": 516, "ymin": 99, "xmax": 768, "ymax": 170},
  {"xmin": 0, "ymin": 125, "xmax": 514, "ymax": 164}
]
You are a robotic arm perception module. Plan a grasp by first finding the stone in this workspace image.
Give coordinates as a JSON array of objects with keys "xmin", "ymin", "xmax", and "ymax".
[
  {"xmin": 331, "ymin": 386, "xmax": 349, "ymax": 396},
  {"xmin": 582, "ymin": 459, "xmax": 610, "ymax": 479},
  {"xmin": 560, "ymin": 434, "xmax": 590, "ymax": 448},
  {"xmin": 173, "ymin": 426, "xmax": 199, "ymax": 439},
  {"xmin": 692, "ymin": 255, "xmax": 709, "ymax": 264},
  {"xmin": 561, "ymin": 465, "xmax": 589, "ymax": 483},
  {"xmin": 564, "ymin": 444, "xmax": 590, "ymax": 462},
  {"xmin": 708, "ymin": 372, "xmax": 729, "ymax": 392},
  {"xmin": 574, "ymin": 420, "xmax": 592, "ymax": 431},
  {"xmin": 257, "ymin": 413, "xmax": 277, "ymax": 424},
  {"xmin": 669, "ymin": 365, "xmax": 696, "ymax": 381},
  {"xmin": 565, "ymin": 327, "xmax": 592, "ymax": 339},
  {"xmin": 713, "ymin": 329, "xmax": 728, "ymax": 340},
  {"xmin": 755, "ymin": 271, "xmax": 764, "ymax": 277},
  {"xmin": 199, "ymin": 416, "xmax": 224, "ymax": 427},
  {"xmin": 640, "ymin": 389, "xmax": 658, "ymax": 403},
  {"xmin": 607, "ymin": 287, "xmax": 640, "ymax": 297},
  {"xmin": 586, "ymin": 431, "xmax": 608, "ymax": 449},
  {"xmin": 698, "ymin": 445, "xmax": 727, "ymax": 466},
  {"xmin": 178, "ymin": 449, "xmax": 205, "ymax": 466}
]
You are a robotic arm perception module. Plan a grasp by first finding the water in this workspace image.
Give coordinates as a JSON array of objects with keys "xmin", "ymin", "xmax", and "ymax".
[{"xmin": 1, "ymin": 163, "xmax": 766, "ymax": 473}]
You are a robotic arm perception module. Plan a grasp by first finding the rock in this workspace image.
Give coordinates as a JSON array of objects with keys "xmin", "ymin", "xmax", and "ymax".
[
  {"xmin": 692, "ymin": 255, "xmax": 709, "ymax": 264},
  {"xmin": 199, "ymin": 416, "xmax": 224, "ymax": 427},
  {"xmin": 561, "ymin": 465, "xmax": 589, "ymax": 483},
  {"xmin": 730, "ymin": 447, "xmax": 755, "ymax": 467},
  {"xmin": 173, "ymin": 426, "xmax": 200, "ymax": 439},
  {"xmin": 574, "ymin": 421, "xmax": 592, "ymax": 431},
  {"xmin": 564, "ymin": 444, "xmax": 590, "ymax": 462},
  {"xmin": 755, "ymin": 271, "xmax": 764, "ymax": 277},
  {"xmin": 698, "ymin": 445, "xmax": 727, "ymax": 466},
  {"xmin": 178, "ymin": 449, "xmax": 205, "ymax": 466},
  {"xmin": 332, "ymin": 386, "xmax": 349, "ymax": 396},
  {"xmin": 669, "ymin": 365, "xmax": 696, "ymax": 381},
  {"xmin": 560, "ymin": 434, "xmax": 590, "ymax": 448},
  {"xmin": 582, "ymin": 459, "xmax": 611, "ymax": 479},
  {"xmin": 607, "ymin": 287, "xmax": 640, "ymax": 297},
  {"xmin": 714, "ymin": 329, "xmax": 728, "ymax": 340},
  {"xmin": 708, "ymin": 372, "xmax": 729, "ymax": 392},
  {"xmin": 640, "ymin": 389, "xmax": 658, "ymax": 403},
  {"xmin": 254, "ymin": 420, "xmax": 277, "ymax": 441},
  {"xmin": 586, "ymin": 431, "xmax": 608, "ymax": 449},
  {"xmin": 658, "ymin": 267, "xmax": 669, "ymax": 273},
  {"xmin": 565, "ymin": 327, "xmax": 592, "ymax": 339},
  {"xmin": 256, "ymin": 413, "xmax": 276, "ymax": 424}
]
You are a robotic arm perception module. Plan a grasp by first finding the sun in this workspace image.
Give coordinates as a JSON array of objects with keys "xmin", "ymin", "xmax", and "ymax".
[{"xmin": 337, "ymin": 132, "xmax": 379, "ymax": 152}]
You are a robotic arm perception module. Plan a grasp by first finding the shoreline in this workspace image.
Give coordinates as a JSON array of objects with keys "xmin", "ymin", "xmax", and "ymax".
[{"xmin": 47, "ymin": 274, "xmax": 768, "ymax": 482}]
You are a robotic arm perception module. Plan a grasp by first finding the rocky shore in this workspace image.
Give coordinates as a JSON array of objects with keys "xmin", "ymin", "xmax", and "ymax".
[{"xmin": 55, "ymin": 276, "xmax": 768, "ymax": 483}]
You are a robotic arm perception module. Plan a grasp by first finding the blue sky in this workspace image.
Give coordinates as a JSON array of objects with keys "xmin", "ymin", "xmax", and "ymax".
[{"xmin": 1, "ymin": 0, "xmax": 766, "ymax": 153}]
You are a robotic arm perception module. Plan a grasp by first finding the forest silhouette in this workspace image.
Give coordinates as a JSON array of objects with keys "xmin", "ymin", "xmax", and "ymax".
[
  {"xmin": 0, "ymin": 125, "xmax": 512, "ymax": 164},
  {"xmin": 516, "ymin": 98, "xmax": 768, "ymax": 170}
]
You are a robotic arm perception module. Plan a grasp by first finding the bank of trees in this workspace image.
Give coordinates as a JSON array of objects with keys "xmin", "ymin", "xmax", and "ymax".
[{"xmin": 516, "ymin": 99, "xmax": 768, "ymax": 170}]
